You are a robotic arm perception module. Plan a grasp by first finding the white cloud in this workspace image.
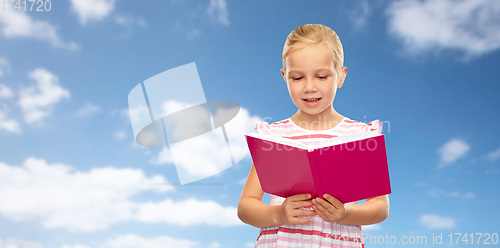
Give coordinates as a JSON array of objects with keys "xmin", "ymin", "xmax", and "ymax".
[
  {"xmin": 362, "ymin": 224, "xmax": 382, "ymax": 231},
  {"xmin": 172, "ymin": 21, "xmax": 182, "ymax": 33},
  {"xmin": 420, "ymin": 214, "xmax": 456, "ymax": 229},
  {"xmin": 447, "ymin": 191, "xmax": 475, "ymax": 199},
  {"xmin": 0, "ymin": 157, "xmax": 241, "ymax": 232},
  {"xmin": 171, "ymin": 21, "xmax": 200, "ymax": 41},
  {"xmin": 0, "ymin": 103, "xmax": 20, "ymax": 133},
  {"xmin": 62, "ymin": 245, "xmax": 91, "ymax": 248},
  {"xmin": 118, "ymin": 108, "xmax": 130, "ymax": 118},
  {"xmin": 186, "ymin": 28, "xmax": 201, "ymax": 41},
  {"xmin": 206, "ymin": 0, "xmax": 229, "ymax": 26},
  {"xmin": 161, "ymin": 100, "xmax": 196, "ymax": 119},
  {"xmin": 438, "ymin": 139, "xmax": 470, "ymax": 168},
  {"xmin": 111, "ymin": 110, "xmax": 131, "ymax": 140},
  {"xmin": 0, "ymin": 83, "xmax": 14, "ymax": 98},
  {"xmin": 126, "ymin": 104, "xmax": 149, "ymax": 137},
  {"xmin": 386, "ymin": 0, "xmax": 500, "ymax": 59},
  {"xmin": 114, "ymin": 14, "xmax": 147, "ymax": 28},
  {"xmin": 237, "ymin": 177, "xmax": 246, "ymax": 185},
  {"xmin": 486, "ymin": 147, "xmax": 500, "ymax": 161},
  {"xmin": 167, "ymin": 129, "xmax": 235, "ymax": 182},
  {"xmin": 77, "ymin": 103, "xmax": 101, "ymax": 116},
  {"xmin": 0, "ymin": 238, "xmax": 42, "ymax": 248},
  {"xmin": 0, "ymin": 11, "xmax": 78, "ymax": 50},
  {"xmin": 0, "ymin": 57, "xmax": 11, "ymax": 76},
  {"xmin": 428, "ymin": 189, "xmax": 475, "ymax": 200},
  {"xmin": 70, "ymin": 0, "xmax": 116, "ymax": 25},
  {"xmin": 485, "ymin": 168, "xmax": 500, "ymax": 174},
  {"xmin": 245, "ymin": 242, "xmax": 255, "ymax": 248},
  {"xmin": 64, "ymin": 234, "xmax": 198, "ymax": 248},
  {"xmin": 239, "ymin": 107, "xmax": 262, "ymax": 133},
  {"xmin": 19, "ymin": 68, "xmax": 70, "ymax": 123},
  {"xmin": 105, "ymin": 234, "xmax": 199, "ymax": 248},
  {"xmin": 150, "ymin": 147, "xmax": 175, "ymax": 164},
  {"xmin": 114, "ymin": 130, "xmax": 127, "ymax": 139},
  {"xmin": 350, "ymin": 0, "xmax": 371, "ymax": 29},
  {"xmin": 0, "ymin": 157, "xmax": 173, "ymax": 232},
  {"xmin": 208, "ymin": 242, "xmax": 221, "ymax": 248},
  {"xmin": 135, "ymin": 198, "xmax": 241, "ymax": 226}
]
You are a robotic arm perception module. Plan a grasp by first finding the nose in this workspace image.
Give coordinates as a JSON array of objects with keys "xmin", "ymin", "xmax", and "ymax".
[{"xmin": 303, "ymin": 78, "xmax": 316, "ymax": 92}]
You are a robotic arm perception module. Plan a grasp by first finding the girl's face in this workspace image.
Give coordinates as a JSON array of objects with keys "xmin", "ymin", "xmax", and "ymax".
[{"xmin": 281, "ymin": 43, "xmax": 346, "ymax": 118}]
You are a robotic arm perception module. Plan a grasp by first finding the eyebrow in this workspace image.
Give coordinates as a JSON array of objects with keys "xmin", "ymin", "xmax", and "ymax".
[{"xmin": 288, "ymin": 68, "xmax": 332, "ymax": 74}]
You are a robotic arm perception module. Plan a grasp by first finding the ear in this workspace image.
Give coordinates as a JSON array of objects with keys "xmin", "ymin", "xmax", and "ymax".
[
  {"xmin": 281, "ymin": 68, "xmax": 287, "ymax": 83},
  {"xmin": 338, "ymin": 66, "xmax": 347, "ymax": 88}
]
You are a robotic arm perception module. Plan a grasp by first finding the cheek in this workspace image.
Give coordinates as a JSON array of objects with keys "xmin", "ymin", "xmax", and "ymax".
[
  {"xmin": 288, "ymin": 84, "xmax": 301, "ymax": 97},
  {"xmin": 323, "ymin": 82, "xmax": 336, "ymax": 93}
]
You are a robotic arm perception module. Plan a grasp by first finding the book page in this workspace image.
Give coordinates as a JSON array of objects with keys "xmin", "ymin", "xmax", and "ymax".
[
  {"xmin": 245, "ymin": 132, "xmax": 309, "ymax": 150},
  {"xmin": 312, "ymin": 131, "xmax": 381, "ymax": 149},
  {"xmin": 246, "ymin": 131, "xmax": 381, "ymax": 150}
]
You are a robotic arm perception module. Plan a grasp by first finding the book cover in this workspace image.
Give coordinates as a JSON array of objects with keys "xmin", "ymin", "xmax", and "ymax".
[{"xmin": 245, "ymin": 132, "xmax": 391, "ymax": 203}]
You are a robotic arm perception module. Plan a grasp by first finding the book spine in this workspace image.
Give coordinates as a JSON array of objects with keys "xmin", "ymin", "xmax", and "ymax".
[{"xmin": 307, "ymin": 150, "xmax": 324, "ymax": 199}]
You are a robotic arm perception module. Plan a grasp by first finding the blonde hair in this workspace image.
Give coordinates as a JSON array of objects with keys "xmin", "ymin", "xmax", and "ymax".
[{"xmin": 282, "ymin": 24, "xmax": 344, "ymax": 76}]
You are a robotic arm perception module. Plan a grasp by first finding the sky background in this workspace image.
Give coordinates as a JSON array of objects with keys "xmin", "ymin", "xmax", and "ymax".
[{"xmin": 0, "ymin": 0, "xmax": 500, "ymax": 247}]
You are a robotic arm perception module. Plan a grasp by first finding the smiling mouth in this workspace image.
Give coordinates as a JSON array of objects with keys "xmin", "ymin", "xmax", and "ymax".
[{"xmin": 303, "ymin": 98, "xmax": 321, "ymax": 103}]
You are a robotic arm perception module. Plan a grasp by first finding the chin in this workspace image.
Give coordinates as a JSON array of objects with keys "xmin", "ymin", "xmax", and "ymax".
[{"xmin": 299, "ymin": 108, "xmax": 323, "ymax": 116}]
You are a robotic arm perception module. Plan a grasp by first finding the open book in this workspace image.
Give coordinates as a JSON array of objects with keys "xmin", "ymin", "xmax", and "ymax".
[{"xmin": 245, "ymin": 131, "xmax": 391, "ymax": 203}]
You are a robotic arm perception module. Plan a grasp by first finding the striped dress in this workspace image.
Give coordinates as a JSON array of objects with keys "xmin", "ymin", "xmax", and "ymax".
[{"xmin": 253, "ymin": 116, "xmax": 383, "ymax": 248}]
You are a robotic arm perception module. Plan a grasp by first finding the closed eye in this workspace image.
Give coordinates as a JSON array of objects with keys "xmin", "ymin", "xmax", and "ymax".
[{"xmin": 292, "ymin": 77, "xmax": 303, "ymax": 81}]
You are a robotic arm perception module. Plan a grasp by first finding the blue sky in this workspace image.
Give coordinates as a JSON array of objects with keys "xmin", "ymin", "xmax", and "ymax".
[{"xmin": 0, "ymin": 0, "xmax": 499, "ymax": 247}]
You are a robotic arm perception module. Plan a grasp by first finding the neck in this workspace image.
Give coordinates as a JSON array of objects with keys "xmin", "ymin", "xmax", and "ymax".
[{"xmin": 291, "ymin": 107, "xmax": 344, "ymax": 131}]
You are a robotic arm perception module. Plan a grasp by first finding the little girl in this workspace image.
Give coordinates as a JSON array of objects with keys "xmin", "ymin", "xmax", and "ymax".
[{"xmin": 238, "ymin": 24, "xmax": 390, "ymax": 248}]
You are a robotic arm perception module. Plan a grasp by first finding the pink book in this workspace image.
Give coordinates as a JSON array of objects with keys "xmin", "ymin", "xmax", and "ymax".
[{"xmin": 245, "ymin": 131, "xmax": 391, "ymax": 203}]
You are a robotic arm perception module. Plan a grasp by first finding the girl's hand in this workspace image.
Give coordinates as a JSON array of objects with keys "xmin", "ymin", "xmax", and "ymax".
[
  {"xmin": 277, "ymin": 193, "xmax": 316, "ymax": 225},
  {"xmin": 312, "ymin": 194, "xmax": 348, "ymax": 223}
]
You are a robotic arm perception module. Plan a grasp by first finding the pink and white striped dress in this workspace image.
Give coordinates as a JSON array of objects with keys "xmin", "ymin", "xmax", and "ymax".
[{"xmin": 253, "ymin": 116, "xmax": 383, "ymax": 248}]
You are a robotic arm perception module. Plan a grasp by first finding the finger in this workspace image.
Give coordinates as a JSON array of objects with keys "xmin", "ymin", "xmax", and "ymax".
[
  {"xmin": 313, "ymin": 206, "xmax": 330, "ymax": 222},
  {"xmin": 314, "ymin": 197, "xmax": 335, "ymax": 213},
  {"xmin": 295, "ymin": 209, "xmax": 316, "ymax": 217},
  {"xmin": 291, "ymin": 217, "xmax": 312, "ymax": 225},
  {"xmin": 313, "ymin": 198, "xmax": 333, "ymax": 215},
  {"xmin": 292, "ymin": 200, "xmax": 313, "ymax": 209},
  {"xmin": 323, "ymin": 194, "xmax": 343, "ymax": 209},
  {"xmin": 289, "ymin": 193, "xmax": 312, "ymax": 201}
]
